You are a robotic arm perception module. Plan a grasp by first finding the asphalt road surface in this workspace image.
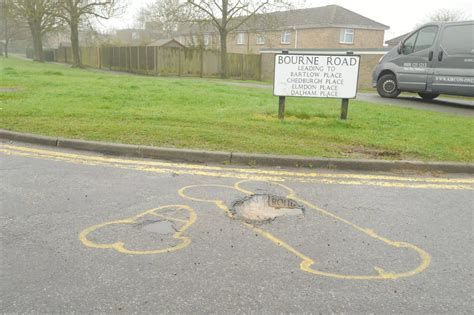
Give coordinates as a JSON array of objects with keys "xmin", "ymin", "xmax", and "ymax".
[
  {"xmin": 356, "ymin": 93, "xmax": 474, "ymax": 117},
  {"xmin": 1, "ymin": 142, "xmax": 473, "ymax": 313}
]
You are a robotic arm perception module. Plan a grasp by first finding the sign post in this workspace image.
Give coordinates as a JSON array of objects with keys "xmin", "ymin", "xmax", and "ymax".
[
  {"xmin": 273, "ymin": 52, "xmax": 360, "ymax": 120},
  {"xmin": 278, "ymin": 96, "xmax": 286, "ymax": 120},
  {"xmin": 340, "ymin": 98, "xmax": 349, "ymax": 120},
  {"xmin": 278, "ymin": 50, "xmax": 289, "ymax": 121}
]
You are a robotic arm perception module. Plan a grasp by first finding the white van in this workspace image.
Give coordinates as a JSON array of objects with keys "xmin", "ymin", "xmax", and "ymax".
[{"xmin": 372, "ymin": 21, "xmax": 474, "ymax": 99}]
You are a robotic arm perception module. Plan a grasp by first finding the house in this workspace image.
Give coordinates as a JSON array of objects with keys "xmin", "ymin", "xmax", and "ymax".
[
  {"xmin": 174, "ymin": 5, "xmax": 389, "ymax": 54},
  {"xmin": 115, "ymin": 28, "xmax": 160, "ymax": 46},
  {"xmin": 58, "ymin": 42, "xmax": 72, "ymax": 49},
  {"xmin": 147, "ymin": 39, "xmax": 185, "ymax": 48},
  {"xmin": 385, "ymin": 33, "xmax": 409, "ymax": 48},
  {"xmin": 45, "ymin": 29, "xmax": 112, "ymax": 48}
]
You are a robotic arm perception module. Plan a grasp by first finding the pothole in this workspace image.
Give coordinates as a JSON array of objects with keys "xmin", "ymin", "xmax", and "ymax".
[
  {"xmin": 138, "ymin": 220, "xmax": 176, "ymax": 234},
  {"xmin": 231, "ymin": 194, "xmax": 305, "ymax": 223}
]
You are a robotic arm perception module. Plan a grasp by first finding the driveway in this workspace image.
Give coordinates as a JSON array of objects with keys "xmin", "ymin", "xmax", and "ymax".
[
  {"xmin": 356, "ymin": 93, "xmax": 474, "ymax": 116},
  {"xmin": 220, "ymin": 81, "xmax": 473, "ymax": 117}
]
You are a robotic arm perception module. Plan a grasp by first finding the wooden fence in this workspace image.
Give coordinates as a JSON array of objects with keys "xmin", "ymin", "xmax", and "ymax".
[
  {"xmin": 53, "ymin": 46, "xmax": 381, "ymax": 88},
  {"xmin": 55, "ymin": 46, "xmax": 261, "ymax": 80}
]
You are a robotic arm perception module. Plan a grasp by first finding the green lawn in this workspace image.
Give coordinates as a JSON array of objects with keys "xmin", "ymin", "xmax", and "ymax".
[{"xmin": 1, "ymin": 57, "xmax": 473, "ymax": 162}]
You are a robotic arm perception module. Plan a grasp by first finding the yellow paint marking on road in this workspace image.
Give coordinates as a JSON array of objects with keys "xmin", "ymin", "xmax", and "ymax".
[
  {"xmin": 77, "ymin": 177, "xmax": 431, "ymax": 279},
  {"xmin": 1, "ymin": 144, "xmax": 473, "ymax": 190},
  {"xmin": 179, "ymin": 180, "xmax": 431, "ymax": 280},
  {"xmin": 4, "ymin": 143, "xmax": 473, "ymax": 183},
  {"xmin": 79, "ymin": 205, "xmax": 197, "ymax": 255},
  {"xmin": 1, "ymin": 146, "xmax": 276, "ymax": 184},
  {"xmin": 149, "ymin": 213, "xmax": 189, "ymax": 224},
  {"xmin": 0, "ymin": 147, "xmax": 283, "ymax": 182},
  {"xmin": 297, "ymin": 178, "xmax": 472, "ymax": 190},
  {"xmin": 236, "ymin": 180, "xmax": 431, "ymax": 279},
  {"xmin": 177, "ymin": 184, "xmax": 239, "ymax": 216}
]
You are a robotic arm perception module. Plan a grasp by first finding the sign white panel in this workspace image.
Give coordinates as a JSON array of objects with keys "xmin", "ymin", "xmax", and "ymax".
[{"xmin": 273, "ymin": 54, "xmax": 360, "ymax": 99}]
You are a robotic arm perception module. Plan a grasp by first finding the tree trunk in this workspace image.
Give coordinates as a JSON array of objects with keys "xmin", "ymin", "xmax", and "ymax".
[
  {"xmin": 3, "ymin": 3, "xmax": 8, "ymax": 58},
  {"xmin": 29, "ymin": 22, "xmax": 44, "ymax": 62},
  {"xmin": 4, "ymin": 39, "xmax": 9, "ymax": 58},
  {"xmin": 220, "ymin": 0, "xmax": 229, "ymax": 79},
  {"xmin": 70, "ymin": 21, "xmax": 82, "ymax": 68},
  {"xmin": 219, "ymin": 30, "xmax": 228, "ymax": 79}
]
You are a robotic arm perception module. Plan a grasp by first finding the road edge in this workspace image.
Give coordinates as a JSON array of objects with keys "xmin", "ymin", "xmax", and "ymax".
[{"xmin": 1, "ymin": 129, "xmax": 472, "ymax": 174}]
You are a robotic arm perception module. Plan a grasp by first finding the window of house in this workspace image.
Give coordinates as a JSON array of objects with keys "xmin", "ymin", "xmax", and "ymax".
[
  {"xmin": 281, "ymin": 31, "xmax": 291, "ymax": 44},
  {"xmin": 256, "ymin": 32, "xmax": 265, "ymax": 45},
  {"xmin": 340, "ymin": 29, "xmax": 354, "ymax": 44},
  {"xmin": 236, "ymin": 32, "xmax": 246, "ymax": 45},
  {"xmin": 203, "ymin": 34, "xmax": 211, "ymax": 46}
]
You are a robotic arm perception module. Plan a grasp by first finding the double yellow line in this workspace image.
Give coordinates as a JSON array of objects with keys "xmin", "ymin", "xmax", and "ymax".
[{"xmin": 1, "ymin": 144, "xmax": 472, "ymax": 190}]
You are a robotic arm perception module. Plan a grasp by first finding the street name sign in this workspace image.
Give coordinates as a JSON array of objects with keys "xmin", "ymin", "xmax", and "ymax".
[{"xmin": 273, "ymin": 54, "xmax": 361, "ymax": 99}]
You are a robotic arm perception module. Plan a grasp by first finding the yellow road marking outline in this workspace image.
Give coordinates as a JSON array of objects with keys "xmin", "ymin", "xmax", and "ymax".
[
  {"xmin": 79, "ymin": 205, "xmax": 197, "ymax": 255},
  {"xmin": 1, "ymin": 144, "xmax": 472, "ymax": 191},
  {"xmin": 150, "ymin": 213, "xmax": 189, "ymax": 224},
  {"xmin": 179, "ymin": 180, "xmax": 431, "ymax": 280}
]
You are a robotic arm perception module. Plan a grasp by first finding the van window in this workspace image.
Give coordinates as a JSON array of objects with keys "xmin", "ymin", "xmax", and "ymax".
[
  {"xmin": 402, "ymin": 32, "xmax": 418, "ymax": 55},
  {"xmin": 414, "ymin": 26, "xmax": 438, "ymax": 52},
  {"xmin": 441, "ymin": 24, "xmax": 474, "ymax": 55}
]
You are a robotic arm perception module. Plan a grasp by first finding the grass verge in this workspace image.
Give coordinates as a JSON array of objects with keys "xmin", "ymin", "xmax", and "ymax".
[{"xmin": 1, "ymin": 57, "xmax": 472, "ymax": 162}]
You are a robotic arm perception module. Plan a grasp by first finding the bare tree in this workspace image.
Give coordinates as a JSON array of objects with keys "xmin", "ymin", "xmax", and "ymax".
[
  {"xmin": 55, "ymin": 0, "xmax": 123, "ymax": 67},
  {"xmin": 186, "ymin": 0, "xmax": 291, "ymax": 78},
  {"xmin": 0, "ymin": 0, "xmax": 28, "ymax": 57},
  {"xmin": 9, "ymin": 0, "xmax": 60, "ymax": 61},
  {"xmin": 137, "ymin": 0, "xmax": 197, "ymax": 38},
  {"xmin": 425, "ymin": 8, "xmax": 467, "ymax": 22}
]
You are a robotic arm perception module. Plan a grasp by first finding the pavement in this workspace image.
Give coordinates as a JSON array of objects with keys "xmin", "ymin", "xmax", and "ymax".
[{"xmin": 1, "ymin": 141, "xmax": 473, "ymax": 313}]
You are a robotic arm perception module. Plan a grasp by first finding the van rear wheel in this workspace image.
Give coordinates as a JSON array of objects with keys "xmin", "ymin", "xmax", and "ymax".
[
  {"xmin": 418, "ymin": 92, "xmax": 440, "ymax": 100},
  {"xmin": 377, "ymin": 74, "xmax": 401, "ymax": 98}
]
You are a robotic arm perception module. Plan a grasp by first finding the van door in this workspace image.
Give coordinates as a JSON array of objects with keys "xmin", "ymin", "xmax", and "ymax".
[
  {"xmin": 431, "ymin": 23, "xmax": 474, "ymax": 97},
  {"xmin": 395, "ymin": 26, "xmax": 439, "ymax": 92}
]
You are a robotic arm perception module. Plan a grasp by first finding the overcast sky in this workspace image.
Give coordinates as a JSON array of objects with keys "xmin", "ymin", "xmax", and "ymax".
[{"xmin": 104, "ymin": 0, "xmax": 473, "ymax": 40}]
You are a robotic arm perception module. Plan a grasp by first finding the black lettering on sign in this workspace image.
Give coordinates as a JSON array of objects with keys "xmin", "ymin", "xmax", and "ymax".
[
  {"xmin": 268, "ymin": 196, "xmax": 299, "ymax": 209},
  {"xmin": 326, "ymin": 57, "xmax": 358, "ymax": 66},
  {"xmin": 278, "ymin": 55, "xmax": 320, "ymax": 65}
]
